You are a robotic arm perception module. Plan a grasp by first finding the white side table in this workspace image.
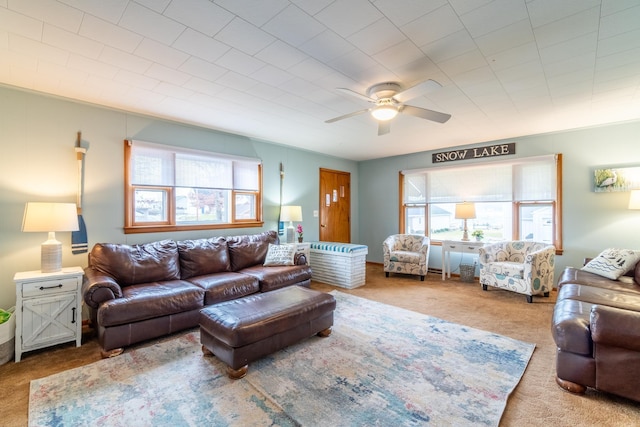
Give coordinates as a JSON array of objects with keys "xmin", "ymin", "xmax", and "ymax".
[
  {"xmin": 441, "ymin": 240, "xmax": 484, "ymax": 280},
  {"xmin": 13, "ymin": 266, "xmax": 84, "ymax": 362}
]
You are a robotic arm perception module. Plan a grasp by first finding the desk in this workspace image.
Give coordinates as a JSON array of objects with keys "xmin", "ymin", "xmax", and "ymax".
[{"xmin": 441, "ymin": 240, "xmax": 484, "ymax": 280}]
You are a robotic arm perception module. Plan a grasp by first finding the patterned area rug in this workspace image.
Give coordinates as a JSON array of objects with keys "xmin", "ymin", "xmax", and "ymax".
[{"xmin": 29, "ymin": 291, "xmax": 534, "ymax": 426}]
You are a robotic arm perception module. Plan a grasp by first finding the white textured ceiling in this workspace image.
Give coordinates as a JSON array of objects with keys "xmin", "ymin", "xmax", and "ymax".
[{"xmin": 1, "ymin": 0, "xmax": 639, "ymax": 161}]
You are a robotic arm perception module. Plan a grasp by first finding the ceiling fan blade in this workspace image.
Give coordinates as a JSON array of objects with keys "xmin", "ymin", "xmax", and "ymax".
[
  {"xmin": 378, "ymin": 121, "xmax": 391, "ymax": 136},
  {"xmin": 325, "ymin": 108, "xmax": 371, "ymax": 123},
  {"xmin": 394, "ymin": 79, "xmax": 442, "ymax": 103},
  {"xmin": 401, "ymin": 105, "xmax": 451, "ymax": 123},
  {"xmin": 336, "ymin": 88, "xmax": 375, "ymax": 103}
]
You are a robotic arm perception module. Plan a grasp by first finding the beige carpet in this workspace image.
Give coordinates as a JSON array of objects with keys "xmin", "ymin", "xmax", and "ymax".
[{"xmin": 1, "ymin": 263, "xmax": 639, "ymax": 426}]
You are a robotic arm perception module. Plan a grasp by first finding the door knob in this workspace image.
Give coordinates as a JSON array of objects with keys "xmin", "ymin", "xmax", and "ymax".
[{"xmin": 321, "ymin": 224, "xmax": 326, "ymax": 227}]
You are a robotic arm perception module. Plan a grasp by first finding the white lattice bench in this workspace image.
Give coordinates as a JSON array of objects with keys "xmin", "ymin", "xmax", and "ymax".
[{"xmin": 308, "ymin": 242, "xmax": 368, "ymax": 289}]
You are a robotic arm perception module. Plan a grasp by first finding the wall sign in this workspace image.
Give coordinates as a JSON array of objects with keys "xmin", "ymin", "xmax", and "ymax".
[{"xmin": 432, "ymin": 142, "xmax": 515, "ymax": 163}]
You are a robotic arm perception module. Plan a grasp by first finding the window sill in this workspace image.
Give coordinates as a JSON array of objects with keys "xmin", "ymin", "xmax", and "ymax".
[{"xmin": 124, "ymin": 221, "xmax": 264, "ymax": 234}]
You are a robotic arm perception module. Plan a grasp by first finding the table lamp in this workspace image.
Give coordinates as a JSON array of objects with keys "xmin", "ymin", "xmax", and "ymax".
[
  {"xmin": 280, "ymin": 205, "xmax": 302, "ymax": 243},
  {"xmin": 22, "ymin": 202, "xmax": 79, "ymax": 273},
  {"xmin": 455, "ymin": 202, "xmax": 476, "ymax": 241}
]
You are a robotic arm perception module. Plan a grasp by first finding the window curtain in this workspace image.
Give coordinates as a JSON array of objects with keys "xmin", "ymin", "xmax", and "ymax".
[
  {"xmin": 403, "ymin": 154, "xmax": 557, "ymax": 204},
  {"xmin": 129, "ymin": 140, "xmax": 260, "ymax": 190},
  {"xmin": 233, "ymin": 160, "xmax": 260, "ymax": 191}
]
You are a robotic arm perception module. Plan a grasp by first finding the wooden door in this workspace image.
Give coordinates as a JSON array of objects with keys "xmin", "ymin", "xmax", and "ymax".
[{"xmin": 319, "ymin": 168, "xmax": 350, "ymax": 242}]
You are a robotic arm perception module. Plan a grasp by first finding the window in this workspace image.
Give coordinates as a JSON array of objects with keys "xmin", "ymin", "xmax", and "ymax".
[
  {"xmin": 401, "ymin": 154, "xmax": 562, "ymax": 252},
  {"xmin": 125, "ymin": 140, "xmax": 262, "ymax": 233}
]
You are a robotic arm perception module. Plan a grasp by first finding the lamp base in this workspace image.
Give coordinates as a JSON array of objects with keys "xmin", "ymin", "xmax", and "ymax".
[
  {"xmin": 286, "ymin": 224, "xmax": 295, "ymax": 244},
  {"xmin": 461, "ymin": 220, "xmax": 470, "ymax": 241},
  {"xmin": 41, "ymin": 233, "xmax": 62, "ymax": 273}
]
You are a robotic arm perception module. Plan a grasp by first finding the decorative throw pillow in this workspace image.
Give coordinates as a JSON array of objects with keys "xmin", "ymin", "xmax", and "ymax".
[
  {"xmin": 581, "ymin": 248, "xmax": 640, "ymax": 280},
  {"xmin": 263, "ymin": 243, "xmax": 296, "ymax": 266}
]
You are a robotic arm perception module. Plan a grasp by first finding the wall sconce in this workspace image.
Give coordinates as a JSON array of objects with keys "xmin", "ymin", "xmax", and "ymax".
[
  {"xmin": 629, "ymin": 190, "xmax": 640, "ymax": 210},
  {"xmin": 22, "ymin": 202, "xmax": 79, "ymax": 273},
  {"xmin": 280, "ymin": 205, "xmax": 303, "ymax": 244},
  {"xmin": 455, "ymin": 202, "xmax": 476, "ymax": 242}
]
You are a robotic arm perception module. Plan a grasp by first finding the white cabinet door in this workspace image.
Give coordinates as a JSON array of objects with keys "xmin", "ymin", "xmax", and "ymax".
[{"xmin": 21, "ymin": 293, "xmax": 78, "ymax": 351}]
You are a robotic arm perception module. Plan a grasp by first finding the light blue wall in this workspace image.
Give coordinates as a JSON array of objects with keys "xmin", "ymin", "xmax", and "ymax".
[
  {"xmin": 0, "ymin": 86, "xmax": 357, "ymax": 309},
  {"xmin": 2, "ymin": 83, "xmax": 639, "ymax": 309},
  {"xmin": 358, "ymin": 120, "xmax": 640, "ymax": 279}
]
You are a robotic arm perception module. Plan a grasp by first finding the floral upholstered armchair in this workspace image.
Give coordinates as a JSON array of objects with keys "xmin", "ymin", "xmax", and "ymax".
[
  {"xmin": 383, "ymin": 234, "xmax": 431, "ymax": 281},
  {"xmin": 478, "ymin": 241, "xmax": 555, "ymax": 303}
]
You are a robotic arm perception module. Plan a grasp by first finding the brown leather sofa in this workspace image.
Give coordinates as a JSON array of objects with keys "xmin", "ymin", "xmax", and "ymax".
[
  {"xmin": 552, "ymin": 261, "xmax": 640, "ymax": 402},
  {"xmin": 82, "ymin": 231, "xmax": 312, "ymax": 357}
]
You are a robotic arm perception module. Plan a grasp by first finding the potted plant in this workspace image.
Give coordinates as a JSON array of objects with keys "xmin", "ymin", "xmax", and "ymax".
[
  {"xmin": 296, "ymin": 224, "xmax": 304, "ymax": 243},
  {"xmin": 471, "ymin": 229, "xmax": 484, "ymax": 241}
]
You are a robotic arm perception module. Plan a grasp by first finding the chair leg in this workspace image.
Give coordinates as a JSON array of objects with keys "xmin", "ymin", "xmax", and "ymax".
[
  {"xmin": 544, "ymin": 292, "xmax": 550, "ymax": 297},
  {"xmin": 420, "ymin": 275, "xmax": 424, "ymax": 281},
  {"xmin": 526, "ymin": 295, "xmax": 533, "ymax": 303},
  {"xmin": 385, "ymin": 272, "xmax": 389, "ymax": 277},
  {"xmin": 482, "ymin": 284, "xmax": 488, "ymax": 291}
]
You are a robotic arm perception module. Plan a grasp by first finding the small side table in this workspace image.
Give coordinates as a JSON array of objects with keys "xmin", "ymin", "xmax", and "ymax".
[
  {"xmin": 13, "ymin": 266, "xmax": 84, "ymax": 362},
  {"xmin": 441, "ymin": 240, "xmax": 484, "ymax": 280}
]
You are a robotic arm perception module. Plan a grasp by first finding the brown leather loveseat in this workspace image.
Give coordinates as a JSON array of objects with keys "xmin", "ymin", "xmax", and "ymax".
[
  {"xmin": 82, "ymin": 231, "xmax": 311, "ymax": 357},
  {"xmin": 552, "ymin": 258, "xmax": 640, "ymax": 402}
]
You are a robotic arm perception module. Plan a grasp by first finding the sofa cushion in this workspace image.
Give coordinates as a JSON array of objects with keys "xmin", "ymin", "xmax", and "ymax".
[
  {"xmin": 558, "ymin": 283, "xmax": 640, "ymax": 312},
  {"xmin": 177, "ymin": 237, "xmax": 230, "ymax": 279},
  {"xmin": 89, "ymin": 240, "xmax": 180, "ymax": 286},
  {"xmin": 263, "ymin": 243, "xmax": 296, "ymax": 266},
  {"xmin": 188, "ymin": 271, "xmax": 259, "ymax": 305},
  {"xmin": 483, "ymin": 261, "xmax": 524, "ymax": 278},
  {"xmin": 581, "ymin": 248, "xmax": 640, "ymax": 280},
  {"xmin": 558, "ymin": 267, "xmax": 640, "ymax": 293},
  {"xmin": 389, "ymin": 250, "xmax": 422, "ymax": 264},
  {"xmin": 227, "ymin": 230, "xmax": 278, "ymax": 271},
  {"xmin": 97, "ymin": 280, "xmax": 204, "ymax": 327},
  {"xmin": 239, "ymin": 264, "xmax": 312, "ymax": 292}
]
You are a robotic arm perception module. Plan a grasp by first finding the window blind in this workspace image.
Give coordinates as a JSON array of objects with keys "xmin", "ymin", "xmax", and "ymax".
[
  {"xmin": 403, "ymin": 154, "xmax": 557, "ymax": 204},
  {"xmin": 129, "ymin": 140, "xmax": 260, "ymax": 190}
]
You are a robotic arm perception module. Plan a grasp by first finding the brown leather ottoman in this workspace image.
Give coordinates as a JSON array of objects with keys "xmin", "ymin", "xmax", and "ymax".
[{"xmin": 199, "ymin": 286, "xmax": 336, "ymax": 379}]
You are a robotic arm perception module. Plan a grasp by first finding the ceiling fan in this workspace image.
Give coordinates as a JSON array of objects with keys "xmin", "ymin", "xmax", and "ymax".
[{"xmin": 325, "ymin": 79, "xmax": 451, "ymax": 136}]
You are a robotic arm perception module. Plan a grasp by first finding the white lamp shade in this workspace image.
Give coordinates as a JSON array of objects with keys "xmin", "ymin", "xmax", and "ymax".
[
  {"xmin": 22, "ymin": 202, "xmax": 79, "ymax": 232},
  {"xmin": 280, "ymin": 205, "xmax": 303, "ymax": 222},
  {"xmin": 629, "ymin": 190, "xmax": 640, "ymax": 210},
  {"xmin": 22, "ymin": 202, "xmax": 79, "ymax": 273},
  {"xmin": 455, "ymin": 202, "xmax": 476, "ymax": 220}
]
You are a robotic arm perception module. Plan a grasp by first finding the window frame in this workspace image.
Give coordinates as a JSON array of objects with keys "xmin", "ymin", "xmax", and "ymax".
[
  {"xmin": 399, "ymin": 154, "xmax": 563, "ymax": 254},
  {"xmin": 124, "ymin": 140, "xmax": 263, "ymax": 234}
]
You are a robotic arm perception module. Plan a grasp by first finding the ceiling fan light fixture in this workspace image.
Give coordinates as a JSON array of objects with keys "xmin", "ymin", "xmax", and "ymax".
[{"xmin": 371, "ymin": 105, "xmax": 398, "ymax": 121}]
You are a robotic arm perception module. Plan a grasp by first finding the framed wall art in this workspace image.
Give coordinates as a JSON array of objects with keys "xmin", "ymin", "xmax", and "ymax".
[{"xmin": 593, "ymin": 166, "xmax": 640, "ymax": 192}]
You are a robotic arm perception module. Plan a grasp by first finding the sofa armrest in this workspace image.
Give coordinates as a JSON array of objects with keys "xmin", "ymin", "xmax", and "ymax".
[
  {"xmin": 82, "ymin": 267, "xmax": 123, "ymax": 309},
  {"xmin": 418, "ymin": 236, "xmax": 430, "ymax": 255},
  {"xmin": 294, "ymin": 253, "xmax": 307, "ymax": 265},
  {"xmin": 479, "ymin": 242, "xmax": 507, "ymax": 265},
  {"xmin": 523, "ymin": 246, "xmax": 555, "ymax": 290},
  {"xmin": 591, "ymin": 304, "xmax": 640, "ymax": 352},
  {"xmin": 382, "ymin": 235, "xmax": 395, "ymax": 256}
]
